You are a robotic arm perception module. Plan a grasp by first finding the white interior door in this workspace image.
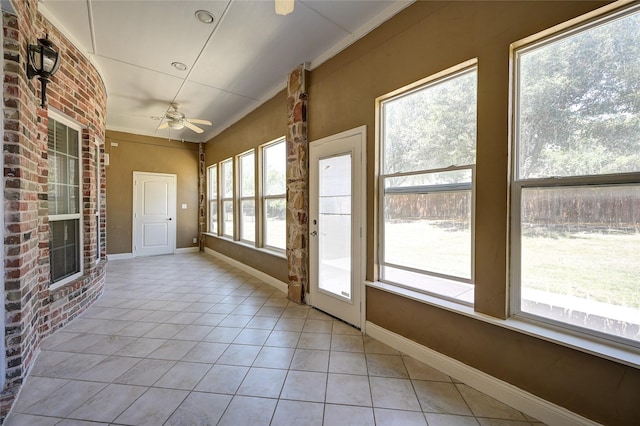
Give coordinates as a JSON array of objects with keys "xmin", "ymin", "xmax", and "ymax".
[
  {"xmin": 133, "ymin": 172, "xmax": 177, "ymax": 257},
  {"xmin": 309, "ymin": 126, "xmax": 365, "ymax": 328}
]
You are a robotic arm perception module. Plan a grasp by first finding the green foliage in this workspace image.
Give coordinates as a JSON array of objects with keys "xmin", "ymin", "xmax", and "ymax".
[
  {"xmin": 518, "ymin": 11, "xmax": 640, "ymax": 178},
  {"xmin": 383, "ymin": 69, "xmax": 477, "ymax": 176}
]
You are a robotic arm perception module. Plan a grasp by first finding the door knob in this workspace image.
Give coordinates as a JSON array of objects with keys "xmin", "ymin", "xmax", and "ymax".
[{"xmin": 167, "ymin": 218, "xmax": 173, "ymax": 221}]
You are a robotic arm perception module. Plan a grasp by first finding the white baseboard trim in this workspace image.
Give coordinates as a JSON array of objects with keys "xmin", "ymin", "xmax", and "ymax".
[
  {"xmin": 365, "ymin": 322, "xmax": 600, "ymax": 426},
  {"xmin": 204, "ymin": 247, "xmax": 288, "ymax": 294},
  {"xmin": 175, "ymin": 247, "xmax": 199, "ymax": 254},
  {"xmin": 107, "ymin": 253, "xmax": 133, "ymax": 261}
]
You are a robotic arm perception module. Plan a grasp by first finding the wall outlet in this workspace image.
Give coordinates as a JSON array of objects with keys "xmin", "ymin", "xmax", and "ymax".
[{"xmin": 192, "ymin": 237, "xmax": 197, "ymax": 244}]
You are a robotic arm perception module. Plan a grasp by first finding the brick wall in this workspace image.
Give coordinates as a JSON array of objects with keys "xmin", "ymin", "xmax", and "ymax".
[{"xmin": 1, "ymin": 0, "xmax": 107, "ymax": 420}]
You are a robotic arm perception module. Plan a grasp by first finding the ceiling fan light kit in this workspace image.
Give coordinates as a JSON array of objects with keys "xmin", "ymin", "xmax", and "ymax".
[
  {"xmin": 167, "ymin": 120, "xmax": 185, "ymax": 130},
  {"xmin": 157, "ymin": 102, "xmax": 212, "ymax": 135},
  {"xmin": 275, "ymin": 0, "xmax": 294, "ymax": 16}
]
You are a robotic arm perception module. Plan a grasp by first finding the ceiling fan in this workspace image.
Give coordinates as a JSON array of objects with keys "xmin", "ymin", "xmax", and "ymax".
[{"xmin": 158, "ymin": 103, "xmax": 212, "ymax": 134}]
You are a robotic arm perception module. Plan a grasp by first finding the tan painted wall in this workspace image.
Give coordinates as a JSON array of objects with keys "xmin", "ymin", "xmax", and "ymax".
[
  {"xmin": 202, "ymin": 1, "xmax": 639, "ymax": 424},
  {"xmin": 204, "ymin": 90, "xmax": 288, "ymax": 283},
  {"xmin": 308, "ymin": 0, "xmax": 614, "ymax": 318},
  {"xmin": 105, "ymin": 131, "xmax": 199, "ymax": 254}
]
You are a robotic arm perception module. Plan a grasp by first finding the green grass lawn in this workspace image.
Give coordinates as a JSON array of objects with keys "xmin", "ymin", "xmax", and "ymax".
[
  {"xmin": 384, "ymin": 220, "xmax": 639, "ymax": 309},
  {"xmin": 522, "ymin": 231, "xmax": 640, "ymax": 309}
]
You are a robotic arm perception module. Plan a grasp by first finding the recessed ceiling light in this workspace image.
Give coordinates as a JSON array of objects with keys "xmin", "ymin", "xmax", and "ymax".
[
  {"xmin": 195, "ymin": 10, "xmax": 215, "ymax": 24},
  {"xmin": 171, "ymin": 62, "xmax": 188, "ymax": 71}
]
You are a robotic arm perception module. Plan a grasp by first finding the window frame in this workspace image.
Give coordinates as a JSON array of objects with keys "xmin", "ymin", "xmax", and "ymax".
[
  {"xmin": 510, "ymin": 3, "xmax": 640, "ymax": 348},
  {"xmin": 261, "ymin": 137, "xmax": 287, "ymax": 253},
  {"xmin": 207, "ymin": 164, "xmax": 219, "ymax": 235},
  {"xmin": 95, "ymin": 140, "xmax": 103, "ymax": 262},
  {"xmin": 48, "ymin": 111, "xmax": 84, "ymax": 288},
  {"xmin": 376, "ymin": 60, "xmax": 478, "ymax": 304},
  {"xmin": 220, "ymin": 158, "xmax": 234, "ymax": 239},
  {"xmin": 237, "ymin": 149, "xmax": 256, "ymax": 244}
]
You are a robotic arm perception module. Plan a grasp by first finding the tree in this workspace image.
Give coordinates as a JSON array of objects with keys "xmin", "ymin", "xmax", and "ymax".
[{"xmin": 517, "ymin": 11, "xmax": 640, "ymax": 178}]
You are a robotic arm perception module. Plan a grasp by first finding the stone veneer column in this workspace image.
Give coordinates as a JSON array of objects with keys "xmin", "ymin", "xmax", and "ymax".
[
  {"xmin": 286, "ymin": 65, "xmax": 309, "ymax": 303},
  {"xmin": 198, "ymin": 143, "xmax": 206, "ymax": 251}
]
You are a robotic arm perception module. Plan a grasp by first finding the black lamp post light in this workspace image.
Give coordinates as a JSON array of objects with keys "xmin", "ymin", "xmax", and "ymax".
[{"xmin": 26, "ymin": 34, "xmax": 61, "ymax": 108}]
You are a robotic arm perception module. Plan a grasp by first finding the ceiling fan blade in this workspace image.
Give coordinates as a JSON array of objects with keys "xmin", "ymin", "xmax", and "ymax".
[
  {"xmin": 158, "ymin": 122, "xmax": 169, "ymax": 130},
  {"xmin": 187, "ymin": 118, "xmax": 212, "ymax": 126},
  {"xmin": 184, "ymin": 121, "xmax": 204, "ymax": 134}
]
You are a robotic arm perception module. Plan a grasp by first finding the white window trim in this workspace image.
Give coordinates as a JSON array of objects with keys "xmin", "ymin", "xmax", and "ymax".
[
  {"xmin": 237, "ymin": 149, "xmax": 256, "ymax": 244},
  {"xmin": 509, "ymin": 1, "xmax": 640, "ymax": 350},
  {"xmin": 376, "ymin": 60, "xmax": 478, "ymax": 302},
  {"xmin": 261, "ymin": 137, "xmax": 286, "ymax": 253},
  {"xmin": 207, "ymin": 164, "xmax": 218, "ymax": 235},
  {"xmin": 95, "ymin": 139, "xmax": 103, "ymax": 263},
  {"xmin": 220, "ymin": 158, "xmax": 234, "ymax": 239},
  {"xmin": 48, "ymin": 110, "xmax": 84, "ymax": 290}
]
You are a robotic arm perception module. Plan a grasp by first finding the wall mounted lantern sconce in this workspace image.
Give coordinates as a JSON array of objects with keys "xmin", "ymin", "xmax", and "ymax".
[{"xmin": 26, "ymin": 34, "xmax": 61, "ymax": 108}]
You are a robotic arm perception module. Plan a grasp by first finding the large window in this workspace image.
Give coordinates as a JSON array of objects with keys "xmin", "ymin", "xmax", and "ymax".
[
  {"xmin": 379, "ymin": 63, "xmax": 477, "ymax": 303},
  {"xmin": 221, "ymin": 159, "xmax": 234, "ymax": 238},
  {"xmin": 239, "ymin": 150, "xmax": 256, "ymax": 242},
  {"xmin": 95, "ymin": 142, "xmax": 102, "ymax": 261},
  {"xmin": 48, "ymin": 115, "xmax": 82, "ymax": 284},
  {"xmin": 262, "ymin": 138, "xmax": 286, "ymax": 250},
  {"xmin": 208, "ymin": 164, "xmax": 218, "ymax": 234},
  {"xmin": 512, "ymin": 5, "xmax": 640, "ymax": 346}
]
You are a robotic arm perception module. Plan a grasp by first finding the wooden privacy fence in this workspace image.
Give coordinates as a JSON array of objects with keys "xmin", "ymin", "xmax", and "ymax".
[{"xmin": 385, "ymin": 186, "xmax": 639, "ymax": 233}]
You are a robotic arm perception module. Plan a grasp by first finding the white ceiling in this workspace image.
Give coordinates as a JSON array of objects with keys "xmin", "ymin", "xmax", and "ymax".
[{"xmin": 38, "ymin": 0, "xmax": 414, "ymax": 143}]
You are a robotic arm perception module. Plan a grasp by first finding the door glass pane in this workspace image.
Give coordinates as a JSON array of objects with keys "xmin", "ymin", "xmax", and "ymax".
[{"xmin": 318, "ymin": 154, "xmax": 352, "ymax": 300}]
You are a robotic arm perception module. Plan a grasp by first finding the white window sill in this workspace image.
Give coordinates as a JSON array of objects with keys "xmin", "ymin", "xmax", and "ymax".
[
  {"xmin": 203, "ymin": 233, "xmax": 287, "ymax": 260},
  {"xmin": 50, "ymin": 271, "xmax": 84, "ymax": 292},
  {"xmin": 366, "ymin": 281, "xmax": 640, "ymax": 369}
]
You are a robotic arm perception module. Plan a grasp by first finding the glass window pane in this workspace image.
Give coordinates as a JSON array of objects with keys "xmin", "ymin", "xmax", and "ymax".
[
  {"xmin": 222, "ymin": 200, "xmax": 234, "ymax": 237},
  {"xmin": 210, "ymin": 201, "xmax": 218, "ymax": 234},
  {"xmin": 209, "ymin": 165, "xmax": 217, "ymax": 198},
  {"xmin": 50, "ymin": 219, "xmax": 80, "ymax": 282},
  {"xmin": 67, "ymin": 126, "xmax": 79, "ymax": 157},
  {"xmin": 265, "ymin": 198, "xmax": 286, "ymax": 249},
  {"xmin": 517, "ymin": 11, "xmax": 640, "ymax": 179},
  {"xmin": 47, "ymin": 120, "xmax": 55, "ymax": 150},
  {"xmin": 383, "ymin": 171, "xmax": 472, "ymax": 280},
  {"xmin": 55, "ymin": 121, "xmax": 67, "ymax": 154},
  {"xmin": 520, "ymin": 185, "xmax": 640, "ymax": 342},
  {"xmin": 240, "ymin": 152, "xmax": 255, "ymax": 197},
  {"xmin": 222, "ymin": 160, "xmax": 233, "ymax": 198},
  {"xmin": 383, "ymin": 170, "xmax": 472, "ymax": 280},
  {"xmin": 264, "ymin": 140, "xmax": 286, "ymax": 196},
  {"xmin": 240, "ymin": 199, "xmax": 255, "ymax": 242},
  {"xmin": 383, "ymin": 69, "xmax": 477, "ymax": 174}
]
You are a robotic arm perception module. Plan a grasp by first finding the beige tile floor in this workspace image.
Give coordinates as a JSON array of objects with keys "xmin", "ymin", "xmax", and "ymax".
[{"xmin": 6, "ymin": 253, "xmax": 543, "ymax": 426}]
